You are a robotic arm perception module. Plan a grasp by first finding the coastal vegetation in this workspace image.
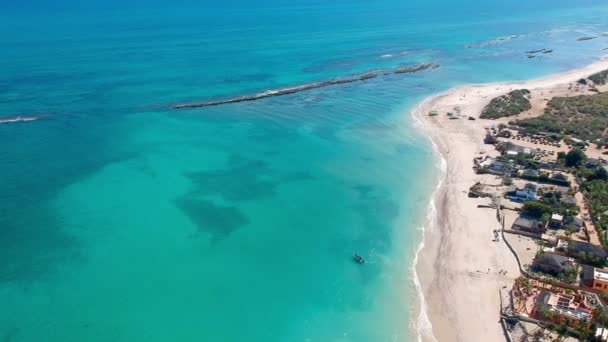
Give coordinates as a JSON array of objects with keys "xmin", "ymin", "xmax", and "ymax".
[
  {"xmin": 588, "ymin": 69, "xmax": 608, "ymax": 85},
  {"xmin": 459, "ymin": 65, "xmax": 608, "ymax": 339},
  {"xmin": 480, "ymin": 89, "xmax": 531, "ymax": 119},
  {"xmin": 522, "ymin": 197, "xmax": 578, "ymax": 222},
  {"xmin": 516, "ymin": 92, "xmax": 608, "ymax": 145},
  {"xmin": 522, "ymin": 201, "xmax": 554, "ymax": 218},
  {"xmin": 560, "ymin": 148, "xmax": 586, "ymax": 167},
  {"xmin": 581, "ymin": 180, "xmax": 608, "ymax": 245},
  {"xmin": 576, "ymin": 163, "xmax": 608, "ymax": 181},
  {"xmin": 517, "ymin": 169, "xmax": 572, "ymax": 187},
  {"xmin": 556, "ymin": 267, "xmax": 579, "ymax": 284},
  {"xmin": 560, "ymin": 148, "xmax": 608, "ymax": 246},
  {"xmin": 532, "ymin": 251, "xmax": 579, "ymax": 283},
  {"xmin": 571, "ymin": 249, "xmax": 607, "ymax": 268}
]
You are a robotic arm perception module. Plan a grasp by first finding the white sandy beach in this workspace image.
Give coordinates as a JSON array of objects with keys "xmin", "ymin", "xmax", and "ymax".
[{"xmin": 412, "ymin": 58, "xmax": 608, "ymax": 342}]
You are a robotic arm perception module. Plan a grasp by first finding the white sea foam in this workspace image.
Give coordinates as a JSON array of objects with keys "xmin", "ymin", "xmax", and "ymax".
[
  {"xmin": 408, "ymin": 98, "xmax": 445, "ymax": 342},
  {"xmin": 380, "ymin": 51, "xmax": 410, "ymax": 59},
  {"xmin": 0, "ymin": 115, "xmax": 40, "ymax": 124},
  {"xmin": 411, "ymin": 137, "xmax": 444, "ymax": 342}
]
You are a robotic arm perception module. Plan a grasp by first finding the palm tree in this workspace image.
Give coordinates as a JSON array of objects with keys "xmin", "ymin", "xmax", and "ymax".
[
  {"xmin": 555, "ymin": 322, "xmax": 568, "ymax": 342},
  {"xmin": 597, "ymin": 306, "xmax": 608, "ymax": 327},
  {"xmin": 576, "ymin": 318, "xmax": 590, "ymax": 340},
  {"xmin": 532, "ymin": 326, "xmax": 546, "ymax": 342}
]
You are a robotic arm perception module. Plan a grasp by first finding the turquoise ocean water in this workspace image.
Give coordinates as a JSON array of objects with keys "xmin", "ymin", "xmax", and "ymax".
[{"xmin": 1, "ymin": 1, "xmax": 608, "ymax": 341}]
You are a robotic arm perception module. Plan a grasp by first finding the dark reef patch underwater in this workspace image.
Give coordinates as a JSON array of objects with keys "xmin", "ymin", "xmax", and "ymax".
[{"xmin": 175, "ymin": 197, "xmax": 249, "ymax": 241}]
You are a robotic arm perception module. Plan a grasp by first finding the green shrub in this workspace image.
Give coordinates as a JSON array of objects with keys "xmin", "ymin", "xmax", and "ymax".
[
  {"xmin": 480, "ymin": 89, "xmax": 531, "ymax": 119},
  {"xmin": 581, "ymin": 179, "xmax": 608, "ymax": 246},
  {"xmin": 589, "ymin": 69, "xmax": 608, "ymax": 85},
  {"xmin": 523, "ymin": 201, "xmax": 554, "ymax": 218},
  {"xmin": 565, "ymin": 148, "xmax": 586, "ymax": 167},
  {"xmin": 517, "ymin": 92, "xmax": 608, "ymax": 142}
]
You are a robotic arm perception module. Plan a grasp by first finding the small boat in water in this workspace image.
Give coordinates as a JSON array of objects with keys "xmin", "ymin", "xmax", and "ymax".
[{"xmin": 352, "ymin": 253, "xmax": 365, "ymax": 264}]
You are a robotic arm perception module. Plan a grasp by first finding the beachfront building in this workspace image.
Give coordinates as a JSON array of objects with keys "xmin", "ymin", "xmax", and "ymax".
[
  {"xmin": 533, "ymin": 290, "xmax": 592, "ymax": 327},
  {"xmin": 518, "ymin": 183, "xmax": 538, "ymax": 201},
  {"xmin": 582, "ymin": 266, "xmax": 608, "ymax": 292},
  {"xmin": 531, "ymin": 252, "xmax": 576, "ymax": 276},
  {"xmin": 507, "ymin": 183, "xmax": 538, "ymax": 202},
  {"xmin": 512, "ymin": 216, "xmax": 544, "ymax": 235},
  {"xmin": 519, "ymin": 168, "xmax": 539, "ymax": 179},
  {"xmin": 568, "ymin": 241, "xmax": 608, "ymax": 261},
  {"xmin": 477, "ymin": 157, "xmax": 513, "ymax": 175},
  {"xmin": 498, "ymin": 141, "xmax": 532, "ymax": 157}
]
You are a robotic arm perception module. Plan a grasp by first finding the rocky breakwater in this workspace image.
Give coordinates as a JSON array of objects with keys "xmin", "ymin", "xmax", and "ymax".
[{"xmin": 172, "ymin": 63, "xmax": 439, "ymax": 109}]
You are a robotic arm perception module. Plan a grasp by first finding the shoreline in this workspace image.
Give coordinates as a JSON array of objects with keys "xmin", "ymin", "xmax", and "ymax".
[
  {"xmin": 410, "ymin": 132, "xmax": 445, "ymax": 342},
  {"xmin": 410, "ymin": 57, "xmax": 608, "ymax": 342}
]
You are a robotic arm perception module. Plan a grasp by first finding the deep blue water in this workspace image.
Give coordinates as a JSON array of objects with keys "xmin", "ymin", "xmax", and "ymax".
[{"xmin": 1, "ymin": 1, "xmax": 607, "ymax": 341}]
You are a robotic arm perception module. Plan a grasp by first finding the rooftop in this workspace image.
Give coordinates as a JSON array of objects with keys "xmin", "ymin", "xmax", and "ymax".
[
  {"xmin": 550, "ymin": 172, "xmax": 569, "ymax": 181},
  {"xmin": 552, "ymin": 213, "xmax": 564, "ymax": 221},
  {"xmin": 513, "ymin": 216, "xmax": 542, "ymax": 230},
  {"xmin": 541, "ymin": 291, "xmax": 591, "ymax": 320},
  {"xmin": 560, "ymin": 196, "xmax": 578, "ymax": 205},
  {"xmin": 595, "ymin": 268, "xmax": 608, "ymax": 282},
  {"xmin": 534, "ymin": 252, "xmax": 575, "ymax": 272},
  {"xmin": 570, "ymin": 241, "xmax": 608, "ymax": 259},
  {"xmin": 521, "ymin": 169, "xmax": 539, "ymax": 177}
]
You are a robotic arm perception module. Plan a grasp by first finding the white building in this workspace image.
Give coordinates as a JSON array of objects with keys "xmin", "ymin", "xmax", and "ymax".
[{"xmin": 515, "ymin": 183, "xmax": 538, "ymax": 201}]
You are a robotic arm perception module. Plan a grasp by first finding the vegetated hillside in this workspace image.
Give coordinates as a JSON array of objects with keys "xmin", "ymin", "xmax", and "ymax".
[
  {"xmin": 480, "ymin": 89, "xmax": 531, "ymax": 119},
  {"xmin": 588, "ymin": 69, "xmax": 608, "ymax": 85},
  {"xmin": 516, "ymin": 91, "xmax": 608, "ymax": 145}
]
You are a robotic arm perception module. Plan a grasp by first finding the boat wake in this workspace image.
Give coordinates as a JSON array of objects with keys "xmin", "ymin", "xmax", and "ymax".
[
  {"xmin": 0, "ymin": 115, "xmax": 42, "ymax": 124},
  {"xmin": 172, "ymin": 63, "xmax": 439, "ymax": 109}
]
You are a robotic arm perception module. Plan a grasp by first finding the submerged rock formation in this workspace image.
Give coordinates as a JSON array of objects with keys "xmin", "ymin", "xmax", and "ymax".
[{"xmin": 525, "ymin": 49, "xmax": 553, "ymax": 58}]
